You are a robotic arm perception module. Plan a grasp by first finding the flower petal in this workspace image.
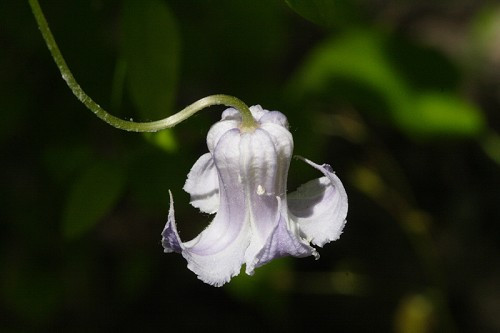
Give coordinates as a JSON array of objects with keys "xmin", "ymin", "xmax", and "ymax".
[
  {"xmin": 246, "ymin": 198, "xmax": 317, "ymax": 274},
  {"xmin": 221, "ymin": 107, "xmax": 241, "ymax": 121},
  {"xmin": 240, "ymin": 129, "xmax": 281, "ymax": 238},
  {"xmin": 206, "ymin": 119, "xmax": 239, "ymax": 153},
  {"xmin": 161, "ymin": 190, "xmax": 250, "ymax": 286},
  {"xmin": 162, "ymin": 129, "xmax": 251, "ymax": 286},
  {"xmin": 259, "ymin": 111, "xmax": 289, "ymax": 128},
  {"xmin": 249, "ymin": 105, "xmax": 268, "ymax": 121},
  {"xmin": 238, "ymin": 129, "xmax": 282, "ymax": 269},
  {"xmin": 161, "ymin": 190, "xmax": 183, "ymax": 254},
  {"xmin": 260, "ymin": 122, "xmax": 293, "ymax": 195},
  {"xmin": 183, "ymin": 153, "xmax": 219, "ymax": 214},
  {"xmin": 288, "ymin": 157, "xmax": 348, "ymax": 247}
]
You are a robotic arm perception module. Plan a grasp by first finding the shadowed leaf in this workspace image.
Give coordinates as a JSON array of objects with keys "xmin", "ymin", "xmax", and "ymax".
[
  {"xmin": 285, "ymin": 0, "xmax": 361, "ymax": 27},
  {"xmin": 122, "ymin": 0, "xmax": 180, "ymax": 120},
  {"xmin": 122, "ymin": 0, "xmax": 179, "ymax": 151},
  {"xmin": 62, "ymin": 160, "xmax": 126, "ymax": 239}
]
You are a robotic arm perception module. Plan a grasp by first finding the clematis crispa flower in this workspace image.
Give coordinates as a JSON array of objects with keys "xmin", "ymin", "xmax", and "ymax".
[{"xmin": 162, "ymin": 105, "xmax": 348, "ymax": 286}]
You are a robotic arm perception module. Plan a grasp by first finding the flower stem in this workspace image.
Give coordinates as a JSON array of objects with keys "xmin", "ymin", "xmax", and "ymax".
[{"xmin": 28, "ymin": 0, "xmax": 257, "ymax": 132}]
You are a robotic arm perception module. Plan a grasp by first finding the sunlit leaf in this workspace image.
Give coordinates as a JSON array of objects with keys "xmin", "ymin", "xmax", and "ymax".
[
  {"xmin": 290, "ymin": 30, "xmax": 485, "ymax": 139},
  {"xmin": 397, "ymin": 92, "xmax": 486, "ymax": 138},
  {"xmin": 290, "ymin": 30, "xmax": 412, "ymax": 116},
  {"xmin": 144, "ymin": 131, "xmax": 178, "ymax": 152},
  {"xmin": 62, "ymin": 161, "xmax": 126, "ymax": 240}
]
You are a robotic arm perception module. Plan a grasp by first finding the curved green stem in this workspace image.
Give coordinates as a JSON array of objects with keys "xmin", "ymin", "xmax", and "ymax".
[{"xmin": 28, "ymin": 0, "xmax": 257, "ymax": 132}]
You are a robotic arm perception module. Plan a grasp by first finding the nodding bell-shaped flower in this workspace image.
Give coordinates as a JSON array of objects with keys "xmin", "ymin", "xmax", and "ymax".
[
  {"xmin": 162, "ymin": 105, "xmax": 348, "ymax": 286},
  {"xmin": 27, "ymin": 0, "xmax": 345, "ymax": 286}
]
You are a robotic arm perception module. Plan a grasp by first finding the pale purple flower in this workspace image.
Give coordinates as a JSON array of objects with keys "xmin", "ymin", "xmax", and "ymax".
[{"xmin": 162, "ymin": 105, "xmax": 348, "ymax": 286}]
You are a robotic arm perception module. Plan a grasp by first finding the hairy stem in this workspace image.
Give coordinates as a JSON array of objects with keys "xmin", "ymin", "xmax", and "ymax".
[{"xmin": 28, "ymin": 0, "xmax": 257, "ymax": 132}]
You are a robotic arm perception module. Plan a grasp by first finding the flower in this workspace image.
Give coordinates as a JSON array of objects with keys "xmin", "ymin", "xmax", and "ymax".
[{"xmin": 161, "ymin": 105, "xmax": 348, "ymax": 286}]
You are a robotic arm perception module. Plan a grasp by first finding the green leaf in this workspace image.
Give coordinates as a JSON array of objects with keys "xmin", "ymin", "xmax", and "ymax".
[
  {"xmin": 289, "ymin": 30, "xmax": 485, "ymax": 139},
  {"xmin": 285, "ymin": 0, "xmax": 361, "ymax": 27},
  {"xmin": 385, "ymin": 36, "xmax": 460, "ymax": 92},
  {"xmin": 62, "ymin": 161, "xmax": 126, "ymax": 240},
  {"xmin": 480, "ymin": 131, "xmax": 500, "ymax": 166},
  {"xmin": 397, "ymin": 92, "xmax": 486, "ymax": 138},
  {"xmin": 143, "ymin": 130, "xmax": 178, "ymax": 152},
  {"xmin": 290, "ymin": 30, "xmax": 412, "ymax": 116},
  {"xmin": 122, "ymin": 0, "xmax": 180, "ymax": 120}
]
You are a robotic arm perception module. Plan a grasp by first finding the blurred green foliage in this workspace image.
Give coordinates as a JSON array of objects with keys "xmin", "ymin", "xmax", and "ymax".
[
  {"xmin": 290, "ymin": 29, "xmax": 485, "ymax": 138},
  {"xmin": 62, "ymin": 159, "xmax": 126, "ymax": 239},
  {"xmin": 122, "ymin": 0, "xmax": 179, "ymax": 152},
  {"xmin": 1, "ymin": 0, "xmax": 500, "ymax": 332},
  {"xmin": 286, "ymin": 0, "xmax": 363, "ymax": 27},
  {"xmin": 121, "ymin": 0, "xmax": 179, "ymax": 120}
]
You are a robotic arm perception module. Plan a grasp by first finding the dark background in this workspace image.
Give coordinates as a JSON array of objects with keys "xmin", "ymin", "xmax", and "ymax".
[{"xmin": 1, "ymin": 0, "xmax": 500, "ymax": 331}]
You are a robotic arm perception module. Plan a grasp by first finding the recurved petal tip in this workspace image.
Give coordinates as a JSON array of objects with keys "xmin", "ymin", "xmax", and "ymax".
[{"xmin": 288, "ymin": 158, "xmax": 348, "ymax": 247}]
